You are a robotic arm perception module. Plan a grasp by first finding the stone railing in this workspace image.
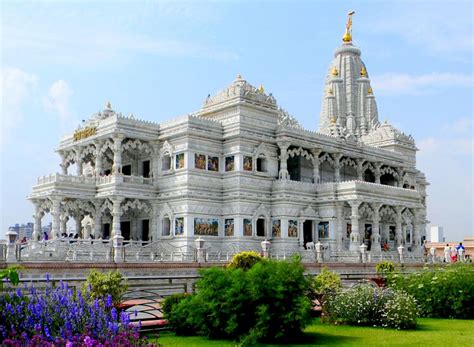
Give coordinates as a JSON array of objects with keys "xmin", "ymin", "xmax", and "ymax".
[
  {"xmin": 317, "ymin": 180, "xmax": 420, "ymax": 199},
  {"xmin": 36, "ymin": 173, "xmax": 96, "ymax": 186}
]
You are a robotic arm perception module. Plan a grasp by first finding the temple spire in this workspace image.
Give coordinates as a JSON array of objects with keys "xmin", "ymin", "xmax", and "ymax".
[{"xmin": 342, "ymin": 11, "xmax": 355, "ymax": 43}]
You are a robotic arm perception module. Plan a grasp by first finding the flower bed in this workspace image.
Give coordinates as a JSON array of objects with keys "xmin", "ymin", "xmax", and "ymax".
[{"xmin": 0, "ymin": 277, "xmax": 154, "ymax": 346}]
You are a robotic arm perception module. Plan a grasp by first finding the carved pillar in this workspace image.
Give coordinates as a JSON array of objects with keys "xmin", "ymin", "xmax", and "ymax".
[
  {"xmin": 32, "ymin": 201, "xmax": 42, "ymax": 241},
  {"xmin": 336, "ymin": 202, "xmax": 344, "ymax": 251},
  {"xmin": 298, "ymin": 219, "xmax": 304, "ymax": 249},
  {"xmin": 311, "ymin": 148, "xmax": 321, "ymax": 184},
  {"xmin": 95, "ymin": 140, "xmax": 103, "ymax": 177},
  {"xmin": 111, "ymin": 197, "xmax": 123, "ymax": 237},
  {"xmin": 76, "ymin": 149, "xmax": 83, "ymax": 176},
  {"xmin": 395, "ymin": 206, "xmax": 404, "ymax": 246},
  {"xmin": 112, "ymin": 135, "xmax": 124, "ymax": 174},
  {"xmin": 412, "ymin": 208, "xmax": 421, "ymax": 248},
  {"xmin": 50, "ymin": 197, "xmax": 62, "ymax": 240},
  {"xmin": 397, "ymin": 167, "xmax": 404, "ymax": 187},
  {"xmin": 356, "ymin": 158, "xmax": 364, "ymax": 181},
  {"xmin": 334, "ymin": 153, "xmax": 342, "ymax": 182},
  {"xmin": 131, "ymin": 214, "xmax": 138, "ymax": 241},
  {"xmin": 75, "ymin": 214, "xmax": 83, "ymax": 238},
  {"xmin": 60, "ymin": 215, "xmax": 68, "ymax": 237},
  {"xmin": 151, "ymin": 142, "xmax": 160, "ymax": 179},
  {"xmin": 278, "ymin": 142, "xmax": 290, "ymax": 180},
  {"xmin": 349, "ymin": 201, "xmax": 361, "ymax": 251},
  {"xmin": 375, "ymin": 162, "xmax": 382, "ymax": 184},
  {"xmin": 150, "ymin": 202, "xmax": 159, "ymax": 242},
  {"xmin": 371, "ymin": 203, "xmax": 382, "ymax": 253}
]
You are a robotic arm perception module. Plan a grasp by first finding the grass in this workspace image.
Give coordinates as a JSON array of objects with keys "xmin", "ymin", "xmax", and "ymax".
[{"xmin": 152, "ymin": 318, "xmax": 474, "ymax": 346}]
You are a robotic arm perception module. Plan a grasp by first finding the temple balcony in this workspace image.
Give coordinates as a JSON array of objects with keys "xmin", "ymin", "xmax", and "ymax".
[
  {"xmin": 30, "ymin": 173, "xmax": 157, "ymax": 199},
  {"xmin": 316, "ymin": 180, "xmax": 422, "ymax": 207},
  {"xmin": 31, "ymin": 173, "xmax": 97, "ymax": 199}
]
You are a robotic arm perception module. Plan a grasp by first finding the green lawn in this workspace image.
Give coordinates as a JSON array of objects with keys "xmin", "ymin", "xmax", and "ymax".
[{"xmin": 153, "ymin": 318, "xmax": 474, "ymax": 346}]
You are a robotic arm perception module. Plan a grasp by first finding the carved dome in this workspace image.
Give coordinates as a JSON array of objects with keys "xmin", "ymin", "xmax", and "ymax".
[
  {"xmin": 202, "ymin": 75, "xmax": 277, "ymax": 110},
  {"xmin": 361, "ymin": 121, "xmax": 416, "ymax": 149},
  {"xmin": 319, "ymin": 13, "xmax": 379, "ymax": 139}
]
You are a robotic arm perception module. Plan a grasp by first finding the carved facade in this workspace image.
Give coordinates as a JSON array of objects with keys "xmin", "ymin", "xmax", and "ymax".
[{"xmin": 28, "ymin": 24, "xmax": 428, "ymax": 261}]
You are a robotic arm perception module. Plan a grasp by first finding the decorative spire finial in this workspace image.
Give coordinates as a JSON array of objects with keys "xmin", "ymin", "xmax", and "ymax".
[
  {"xmin": 258, "ymin": 84, "xmax": 265, "ymax": 94},
  {"xmin": 331, "ymin": 66, "xmax": 339, "ymax": 76},
  {"xmin": 236, "ymin": 73, "xmax": 242, "ymax": 80},
  {"xmin": 105, "ymin": 101, "xmax": 112, "ymax": 109},
  {"xmin": 367, "ymin": 86, "xmax": 373, "ymax": 95},
  {"xmin": 342, "ymin": 10, "xmax": 355, "ymax": 43},
  {"xmin": 360, "ymin": 66, "xmax": 367, "ymax": 76}
]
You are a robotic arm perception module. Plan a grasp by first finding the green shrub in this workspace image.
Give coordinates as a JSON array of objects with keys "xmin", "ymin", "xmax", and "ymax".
[
  {"xmin": 82, "ymin": 270, "xmax": 127, "ymax": 305},
  {"xmin": 162, "ymin": 293, "xmax": 189, "ymax": 317},
  {"xmin": 226, "ymin": 251, "xmax": 263, "ymax": 271},
  {"xmin": 376, "ymin": 261, "xmax": 396, "ymax": 276},
  {"xmin": 325, "ymin": 284, "xmax": 418, "ymax": 329},
  {"xmin": 387, "ymin": 263, "xmax": 474, "ymax": 318},
  {"xmin": 168, "ymin": 258, "xmax": 311, "ymax": 343},
  {"xmin": 382, "ymin": 290, "xmax": 418, "ymax": 329},
  {"xmin": 312, "ymin": 268, "xmax": 342, "ymax": 307},
  {"xmin": 0, "ymin": 266, "xmax": 22, "ymax": 290}
]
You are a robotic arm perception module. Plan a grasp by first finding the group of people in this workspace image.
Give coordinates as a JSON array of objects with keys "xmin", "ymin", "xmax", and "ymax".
[{"xmin": 443, "ymin": 242, "xmax": 466, "ymax": 263}]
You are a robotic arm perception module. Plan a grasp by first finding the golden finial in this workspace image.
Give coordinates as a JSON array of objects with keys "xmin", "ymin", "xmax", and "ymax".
[
  {"xmin": 331, "ymin": 66, "xmax": 339, "ymax": 76},
  {"xmin": 360, "ymin": 66, "xmax": 367, "ymax": 77},
  {"xmin": 236, "ymin": 73, "xmax": 242, "ymax": 79},
  {"xmin": 342, "ymin": 10, "xmax": 355, "ymax": 43},
  {"xmin": 331, "ymin": 116, "xmax": 337, "ymax": 124},
  {"xmin": 367, "ymin": 86, "xmax": 373, "ymax": 95},
  {"xmin": 258, "ymin": 84, "xmax": 265, "ymax": 94},
  {"xmin": 327, "ymin": 87, "xmax": 334, "ymax": 95}
]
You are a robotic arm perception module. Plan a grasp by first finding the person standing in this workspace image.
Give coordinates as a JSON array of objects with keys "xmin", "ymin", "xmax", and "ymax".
[
  {"xmin": 444, "ymin": 244, "xmax": 451, "ymax": 263},
  {"xmin": 450, "ymin": 244, "xmax": 458, "ymax": 262},
  {"xmin": 457, "ymin": 242, "xmax": 465, "ymax": 262}
]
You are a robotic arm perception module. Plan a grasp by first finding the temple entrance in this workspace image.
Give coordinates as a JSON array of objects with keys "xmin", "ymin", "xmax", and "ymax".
[
  {"xmin": 121, "ymin": 221, "xmax": 131, "ymax": 241},
  {"xmin": 364, "ymin": 224, "xmax": 372, "ymax": 251},
  {"xmin": 303, "ymin": 220, "xmax": 313, "ymax": 248},
  {"xmin": 142, "ymin": 219, "xmax": 150, "ymax": 242},
  {"xmin": 256, "ymin": 218, "xmax": 265, "ymax": 237},
  {"xmin": 102, "ymin": 223, "xmax": 110, "ymax": 240}
]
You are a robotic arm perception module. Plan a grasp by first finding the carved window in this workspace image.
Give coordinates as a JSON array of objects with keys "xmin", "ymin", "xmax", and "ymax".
[
  {"xmin": 256, "ymin": 218, "xmax": 265, "ymax": 237},
  {"xmin": 257, "ymin": 156, "xmax": 267, "ymax": 173},
  {"xmin": 288, "ymin": 220, "xmax": 298, "ymax": 237},
  {"xmin": 142, "ymin": 160, "xmax": 150, "ymax": 178},
  {"xmin": 243, "ymin": 218, "xmax": 252, "ymax": 236},
  {"xmin": 207, "ymin": 156, "xmax": 219, "ymax": 172},
  {"xmin": 195, "ymin": 154, "xmax": 206, "ymax": 170},
  {"xmin": 175, "ymin": 153, "xmax": 185, "ymax": 170},
  {"xmin": 225, "ymin": 219, "xmax": 234, "ymax": 236},
  {"xmin": 225, "ymin": 156, "xmax": 235, "ymax": 172},
  {"xmin": 175, "ymin": 217, "xmax": 184, "ymax": 236},
  {"xmin": 272, "ymin": 219, "xmax": 281, "ymax": 237},
  {"xmin": 162, "ymin": 155, "xmax": 171, "ymax": 171},
  {"xmin": 162, "ymin": 217, "xmax": 171, "ymax": 236},
  {"xmin": 141, "ymin": 219, "xmax": 150, "ymax": 242},
  {"xmin": 122, "ymin": 164, "xmax": 132, "ymax": 176},
  {"xmin": 363, "ymin": 169, "xmax": 375, "ymax": 183},
  {"xmin": 318, "ymin": 222, "xmax": 329, "ymax": 239},
  {"xmin": 243, "ymin": 156, "xmax": 253, "ymax": 171}
]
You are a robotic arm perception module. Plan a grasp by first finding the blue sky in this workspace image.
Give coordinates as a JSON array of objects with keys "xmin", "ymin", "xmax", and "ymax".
[{"xmin": 1, "ymin": 0, "xmax": 473, "ymax": 241}]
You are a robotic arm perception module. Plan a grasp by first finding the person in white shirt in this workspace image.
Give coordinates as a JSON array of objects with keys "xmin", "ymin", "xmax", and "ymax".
[{"xmin": 444, "ymin": 244, "xmax": 451, "ymax": 263}]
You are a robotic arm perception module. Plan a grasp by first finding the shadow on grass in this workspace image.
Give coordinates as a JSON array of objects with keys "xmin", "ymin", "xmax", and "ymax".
[{"xmin": 256, "ymin": 332, "xmax": 360, "ymax": 346}]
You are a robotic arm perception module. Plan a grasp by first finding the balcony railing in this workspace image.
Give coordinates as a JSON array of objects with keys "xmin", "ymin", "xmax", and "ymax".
[{"xmin": 35, "ymin": 173, "xmax": 153, "ymax": 187}]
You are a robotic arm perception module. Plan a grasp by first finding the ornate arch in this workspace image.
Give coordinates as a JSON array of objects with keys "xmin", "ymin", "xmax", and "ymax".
[
  {"xmin": 380, "ymin": 166, "xmax": 399, "ymax": 179},
  {"xmin": 159, "ymin": 202, "xmax": 173, "ymax": 219},
  {"xmin": 379, "ymin": 205, "xmax": 396, "ymax": 223},
  {"xmin": 253, "ymin": 203, "xmax": 270, "ymax": 219},
  {"xmin": 160, "ymin": 140, "xmax": 174, "ymax": 157},
  {"xmin": 100, "ymin": 139, "xmax": 114, "ymax": 154},
  {"xmin": 122, "ymin": 139, "xmax": 152, "ymax": 155},
  {"xmin": 100, "ymin": 199, "xmax": 113, "ymax": 214},
  {"xmin": 362, "ymin": 162, "xmax": 376, "ymax": 173},
  {"xmin": 121, "ymin": 199, "xmax": 152, "ymax": 215},
  {"xmin": 319, "ymin": 152, "xmax": 334, "ymax": 166},
  {"xmin": 402, "ymin": 208, "xmax": 415, "ymax": 225},
  {"xmin": 358, "ymin": 202, "xmax": 374, "ymax": 220},
  {"xmin": 299, "ymin": 205, "xmax": 319, "ymax": 219},
  {"xmin": 340, "ymin": 157, "xmax": 357, "ymax": 169},
  {"xmin": 80, "ymin": 144, "xmax": 96, "ymax": 160},
  {"xmin": 287, "ymin": 147, "xmax": 314, "ymax": 161}
]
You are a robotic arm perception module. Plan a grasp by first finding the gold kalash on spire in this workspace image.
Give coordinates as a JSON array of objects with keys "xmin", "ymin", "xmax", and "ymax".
[{"xmin": 342, "ymin": 11, "xmax": 355, "ymax": 43}]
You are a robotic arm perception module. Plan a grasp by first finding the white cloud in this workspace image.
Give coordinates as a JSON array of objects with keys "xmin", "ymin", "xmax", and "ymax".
[
  {"xmin": 371, "ymin": 73, "xmax": 474, "ymax": 95},
  {"xmin": 43, "ymin": 80, "xmax": 76, "ymax": 131},
  {"xmin": 417, "ymin": 117, "xmax": 474, "ymax": 241},
  {"xmin": 0, "ymin": 67, "xmax": 38, "ymax": 150}
]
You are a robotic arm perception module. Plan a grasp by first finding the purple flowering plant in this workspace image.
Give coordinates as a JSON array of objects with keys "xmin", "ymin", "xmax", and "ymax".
[{"xmin": 0, "ymin": 276, "xmax": 155, "ymax": 346}]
